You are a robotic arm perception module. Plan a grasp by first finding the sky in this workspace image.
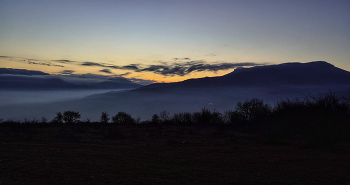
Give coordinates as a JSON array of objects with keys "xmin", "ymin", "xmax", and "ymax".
[{"xmin": 0, "ymin": 0, "xmax": 349, "ymax": 84}]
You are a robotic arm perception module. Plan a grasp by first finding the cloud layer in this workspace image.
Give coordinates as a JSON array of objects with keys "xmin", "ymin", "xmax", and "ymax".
[
  {"xmin": 76, "ymin": 60, "xmax": 261, "ymax": 76},
  {"xmin": 2, "ymin": 55, "xmax": 262, "ymax": 78}
]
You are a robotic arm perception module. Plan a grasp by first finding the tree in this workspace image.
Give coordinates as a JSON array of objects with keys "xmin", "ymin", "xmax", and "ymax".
[
  {"xmin": 63, "ymin": 111, "xmax": 81, "ymax": 123},
  {"xmin": 100, "ymin": 111, "xmax": 110, "ymax": 123},
  {"xmin": 53, "ymin": 112, "xmax": 63, "ymax": 123},
  {"xmin": 112, "ymin": 112, "xmax": 135, "ymax": 125},
  {"xmin": 159, "ymin": 110, "xmax": 169, "ymax": 122},
  {"xmin": 235, "ymin": 98, "xmax": 271, "ymax": 122},
  {"xmin": 151, "ymin": 114, "xmax": 160, "ymax": 124}
]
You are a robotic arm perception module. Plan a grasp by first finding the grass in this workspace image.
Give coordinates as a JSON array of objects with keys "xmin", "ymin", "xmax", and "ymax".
[{"xmin": 1, "ymin": 124, "xmax": 350, "ymax": 184}]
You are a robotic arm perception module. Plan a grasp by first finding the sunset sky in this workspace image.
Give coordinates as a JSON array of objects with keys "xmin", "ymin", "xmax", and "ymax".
[{"xmin": 1, "ymin": 0, "xmax": 349, "ymax": 84}]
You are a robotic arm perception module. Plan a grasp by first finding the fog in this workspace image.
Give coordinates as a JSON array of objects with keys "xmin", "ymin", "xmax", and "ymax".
[
  {"xmin": 1, "ymin": 85, "xmax": 348, "ymax": 122},
  {"xmin": 0, "ymin": 90, "xmax": 126, "ymax": 106}
]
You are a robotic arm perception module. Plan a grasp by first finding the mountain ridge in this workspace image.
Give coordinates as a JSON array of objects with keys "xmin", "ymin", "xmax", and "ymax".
[{"xmin": 137, "ymin": 61, "xmax": 350, "ymax": 91}]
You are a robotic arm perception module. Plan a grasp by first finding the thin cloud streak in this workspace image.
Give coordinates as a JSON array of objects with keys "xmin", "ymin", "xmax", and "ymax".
[
  {"xmin": 28, "ymin": 61, "xmax": 64, "ymax": 67},
  {"xmin": 52, "ymin": 60, "xmax": 77, "ymax": 64},
  {"xmin": 59, "ymin": 70, "xmax": 75, "ymax": 75},
  {"xmin": 99, "ymin": 69, "xmax": 112, "ymax": 74}
]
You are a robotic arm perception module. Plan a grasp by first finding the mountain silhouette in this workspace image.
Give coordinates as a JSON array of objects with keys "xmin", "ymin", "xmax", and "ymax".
[
  {"xmin": 138, "ymin": 61, "xmax": 350, "ymax": 91},
  {"xmin": 0, "ymin": 76, "xmax": 86, "ymax": 90},
  {"xmin": 90, "ymin": 79, "xmax": 142, "ymax": 89},
  {"xmin": 0, "ymin": 68, "xmax": 49, "ymax": 76},
  {"xmin": 0, "ymin": 69, "xmax": 142, "ymax": 90}
]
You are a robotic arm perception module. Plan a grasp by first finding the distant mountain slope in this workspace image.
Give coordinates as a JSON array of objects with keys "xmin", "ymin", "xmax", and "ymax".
[
  {"xmin": 0, "ymin": 76, "xmax": 85, "ymax": 90},
  {"xmin": 90, "ymin": 78, "xmax": 142, "ymax": 89},
  {"xmin": 138, "ymin": 61, "xmax": 350, "ymax": 91},
  {"xmin": 0, "ymin": 68, "xmax": 142, "ymax": 90},
  {"xmin": 0, "ymin": 68, "xmax": 49, "ymax": 76}
]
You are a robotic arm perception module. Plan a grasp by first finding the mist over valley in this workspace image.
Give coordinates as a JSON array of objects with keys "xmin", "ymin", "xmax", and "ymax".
[{"xmin": 1, "ymin": 61, "xmax": 349, "ymax": 121}]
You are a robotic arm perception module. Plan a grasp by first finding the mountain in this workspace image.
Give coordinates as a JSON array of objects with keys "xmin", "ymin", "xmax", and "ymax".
[
  {"xmin": 137, "ymin": 61, "xmax": 350, "ymax": 91},
  {"xmin": 0, "ymin": 68, "xmax": 142, "ymax": 90},
  {"xmin": 90, "ymin": 78, "xmax": 142, "ymax": 89},
  {"xmin": 0, "ymin": 68, "xmax": 50, "ymax": 76},
  {"xmin": 0, "ymin": 76, "xmax": 142, "ymax": 90},
  {"xmin": 1, "ymin": 61, "xmax": 349, "ymax": 121},
  {"xmin": 0, "ymin": 75, "xmax": 86, "ymax": 90}
]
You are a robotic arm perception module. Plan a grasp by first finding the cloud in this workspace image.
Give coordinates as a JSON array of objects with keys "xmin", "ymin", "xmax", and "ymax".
[
  {"xmin": 124, "ymin": 61, "xmax": 261, "ymax": 76},
  {"xmin": 128, "ymin": 78, "xmax": 157, "ymax": 85},
  {"xmin": 99, "ymin": 69, "xmax": 112, "ymax": 74},
  {"xmin": 59, "ymin": 70, "xmax": 75, "ymax": 75},
  {"xmin": 75, "ymin": 60, "xmax": 261, "ymax": 76},
  {"xmin": 28, "ymin": 61, "xmax": 64, "ymax": 67},
  {"xmin": 173, "ymin": 57, "xmax": 191, "ymax": 61},
  {"xmin": 81, "ymin": 62, "xmax": 104, "ymax": 67},
  {"xmin": 118, "ymin": 72, "xmax": 131, "ymax": 77},
  {"xmin": 52, "ymin": 60, "xmax": 77, "ymax": 64},
  {"xmin": 0, "ymin": 56, "xmax": 65, "ymax": 67},
  {"xmin": 121, "ymin": 64, "xmax": 140, "ymax": 70}
]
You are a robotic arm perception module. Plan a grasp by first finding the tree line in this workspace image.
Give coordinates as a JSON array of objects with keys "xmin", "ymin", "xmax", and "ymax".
[{"xmin": 1, "ymin": 92, "xmax": 350, "ymax": 148}]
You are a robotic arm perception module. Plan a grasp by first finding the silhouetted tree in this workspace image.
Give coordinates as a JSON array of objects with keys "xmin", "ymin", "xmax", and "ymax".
[
  {"xmin": 41, "ymin": 117, "xmax": 48, "ymax": 124},
  {"xmin": 112, "ymin": 112, "xmax": 135, "ymax": 125},
  {"xmin": 151, "ymin": 114, "xmax": 160, "ymax": 124},
  {"xmin": 235, "ymin": 98, "xmax": 271, "ymax": 122},
  {"xmin": 192, "ymin": 108, "xmax": 215, "ymax": 125},
  {"xmin": 63, "ymin": 111, "xmax": 81, "ymax": 123},
  {"xmin": 159, "ymin": 110, "xmax": 169, "ymax": 122},
  {"xmin": 53, "ymin": 112, "xmax": 63, "ymax": 123},
  {"xmin": 100, "ymin": 111, "xmax": 110, "ymax": 123}
]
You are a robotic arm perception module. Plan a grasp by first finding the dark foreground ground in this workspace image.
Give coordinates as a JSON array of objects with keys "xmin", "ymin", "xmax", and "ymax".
[{"xmin": 1, "ymin": 124, "xmax": 349, "ymax": 185}]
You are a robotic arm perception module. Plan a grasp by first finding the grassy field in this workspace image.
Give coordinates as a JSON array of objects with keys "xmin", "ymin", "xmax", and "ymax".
[{"xmin": 1, "ymin": 124, "xmax": 349, "ymax": 185}]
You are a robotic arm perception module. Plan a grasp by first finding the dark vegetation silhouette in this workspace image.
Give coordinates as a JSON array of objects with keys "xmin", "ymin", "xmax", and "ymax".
[
  {"xmin": 100, "ymin": 111, "xmax": 110, "ymax": 124},
  {"xmin": 112, "ymin": 112, "xmax": 135, "ymax": 125},
  {"xmin": 1, "ymin": 92, "xmax": 349, "ymax": 149}
]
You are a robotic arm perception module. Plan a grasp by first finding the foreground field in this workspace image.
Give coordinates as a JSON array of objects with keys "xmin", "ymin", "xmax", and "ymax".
[{"xmin": 1, "ymin": 124, "xmax": 349, "ymax": 184}]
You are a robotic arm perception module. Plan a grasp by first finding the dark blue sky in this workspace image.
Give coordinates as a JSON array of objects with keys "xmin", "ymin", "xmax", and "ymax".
[{"xmin": 1, "ymin": 0, "xmax": 349, "ymax": 83}]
